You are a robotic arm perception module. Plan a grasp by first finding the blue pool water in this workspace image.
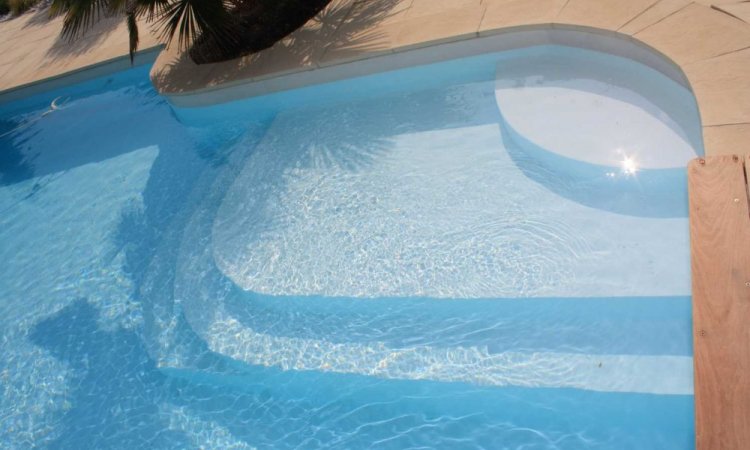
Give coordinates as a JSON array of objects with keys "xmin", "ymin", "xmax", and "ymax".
[{"xmin": 0, "ymin": 45, "xmax": 699, "ymax": 448}]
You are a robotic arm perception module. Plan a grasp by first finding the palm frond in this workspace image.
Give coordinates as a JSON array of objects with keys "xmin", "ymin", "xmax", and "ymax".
[
  {"xmin": 50, "ymin": 0, "xmax": 109, "ymax": 40},
  {"xmin": 126, "ymin": 7, "xmax": 138, "ymax": 62},
  {"xmin": 156, "ymin": 0, "xmax": 234, "ymax": 51},
  {"xmin": 134, "ymin": 0, "xmax": 168, "ymax": 22},
  {"xmin": 51, "ymin": 0, "xmax": 238, "ymax": 64}
]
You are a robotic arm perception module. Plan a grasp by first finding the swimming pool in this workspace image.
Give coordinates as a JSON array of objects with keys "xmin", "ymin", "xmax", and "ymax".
[{"xmin": 0, "ymin": 43, "xmax": 700, "ymax": 448}]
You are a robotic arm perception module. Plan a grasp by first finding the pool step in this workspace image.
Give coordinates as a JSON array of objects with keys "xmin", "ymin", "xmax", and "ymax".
[
  {"xmin": 202, "ymin": 312, "xmax": 693, "ymax": 394},
  {"xmin": 222, "ymin": 291, "xmax": 691, "ymax": 357},
  {"xmin": 176, "ymin": 277, "xmax": 694, "ymax": 395},
  {"xmin": 159, "ymin": 364, "xmax": 693, "ymax": 449}
]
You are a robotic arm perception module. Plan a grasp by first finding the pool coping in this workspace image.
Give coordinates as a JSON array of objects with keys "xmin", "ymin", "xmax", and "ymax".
[
  {"xmin": 154, "ymin": 25, "xmax": 692, "ymax": 106},
  {"xmin": 0, "ymin": 45, "xmax": 163, "ymax": 104}
]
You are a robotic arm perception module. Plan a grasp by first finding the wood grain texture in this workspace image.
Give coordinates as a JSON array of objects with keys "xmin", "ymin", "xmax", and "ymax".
[{"xmin": 688, "ymin": 155, "xmax": 750, "ymax": 450}]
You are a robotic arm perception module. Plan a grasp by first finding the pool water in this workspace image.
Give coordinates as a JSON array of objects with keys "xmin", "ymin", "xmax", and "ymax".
[{"xmin": 0, "ymin": 45, "xmax": 699, "ymax": 449}]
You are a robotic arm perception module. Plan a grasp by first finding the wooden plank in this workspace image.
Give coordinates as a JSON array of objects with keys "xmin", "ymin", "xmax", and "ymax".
[{"xmin": 688, "ymin": 154, "xmax": 750, "ymax": 450}]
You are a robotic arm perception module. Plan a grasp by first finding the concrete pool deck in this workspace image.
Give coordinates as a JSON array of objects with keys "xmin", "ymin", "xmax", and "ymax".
[
  {"xmin": 0, "ymin": 7, "xmax": 161, "ymax": 103},
  {"xmin": 1, "ymin": 1, "xmax": 749, "ymax": 449}
]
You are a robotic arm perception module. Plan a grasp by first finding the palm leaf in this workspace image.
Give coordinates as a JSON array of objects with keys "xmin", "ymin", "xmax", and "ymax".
[
  {"xmin": 156, "ymin": 0, "xmax": 235, "ymax": 51},
  {"xmin": 50, "ymin": 0, "xmax": 109, "ymax": 40},
  {"xmin": 126, "ymin": 7, "xmax": 138, "ymax": 62},
  {"xmin": 51, "ymin": 0, "xmax": 236, "ymax": 63}
]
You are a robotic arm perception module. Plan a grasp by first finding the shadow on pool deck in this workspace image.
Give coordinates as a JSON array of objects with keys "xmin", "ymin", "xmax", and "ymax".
[{"xmin": 151, "ymin": 0, "xmax": 406, "ymax": 95}]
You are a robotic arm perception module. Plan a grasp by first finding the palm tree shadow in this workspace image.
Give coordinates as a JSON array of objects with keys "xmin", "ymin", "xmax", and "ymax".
[
  {"xmin": 28, "ymin": 300, "xmax": 190, "ymax": 449},
  {"xmin": 246, "ymin": 0, "xmax": 407, "ymax": 65},
  {"xmin": 152, "ymin": 0, "xmax": 406, "ymax": 93},
  {"xmin": 0, "ymin": 116, "xmax": 38, "ymax": 185},
  {"xmin": 44, "ymin": 14, "xmax": 123, "ymax": 59},
  {"xmin": 26, "ymin": 298, "xmax": 293, "ymax": 449},
  {"xmin": 21, "ymin": 5, "xmax": 56, "ymax": 28},
  {"xmin": 310, "ymin": 0, "xmax": 406, "ymax": 60}
]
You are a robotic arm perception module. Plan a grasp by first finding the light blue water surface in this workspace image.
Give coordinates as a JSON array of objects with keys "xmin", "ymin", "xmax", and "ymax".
[{"xmin": 0, "ymin": 46, "xmax": 697, "ymax": 449}]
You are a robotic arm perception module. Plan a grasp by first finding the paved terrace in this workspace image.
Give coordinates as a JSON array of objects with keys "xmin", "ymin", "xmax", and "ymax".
[
  {"xmin": 0, "ymin": 8, "xmax": 160, "ymax": 101},
  {"xmin": 1, "ymin": 1, "xmax": 750, "ymax": 449}
]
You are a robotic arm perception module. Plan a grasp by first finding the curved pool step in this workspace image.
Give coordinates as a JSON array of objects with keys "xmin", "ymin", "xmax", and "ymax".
[
  {"xmin": 175, "ymin": 233, "xmax": 693, "ymax": 397},
  {"xmin": 221, "ymin": 290, "xmax": 691, "ymax": 357},
  {"xmin": 211, "ymin": 90, "xmax": 691, "ymax": 299},
  {"xmin": 493, "ymin": 48, "xmax": 701, "ymax": 218},
  {"xmin": 202, "ymin": 308, "xmax": 692, "ymax": 395},
  {"xmin": 178, "ymin": 202, "xmax": 694, "ymax": 396},
  {"xmin": 494, "ymin": 47, "xmax": 702, "ymax": 170}
]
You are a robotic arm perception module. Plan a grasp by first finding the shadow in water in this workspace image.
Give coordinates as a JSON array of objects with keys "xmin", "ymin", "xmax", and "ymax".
[
  {"xmin": 0, "ymin": 75, "xmax": 165, "ymax": 187},
  {"xmin": 28, "ymin": 299, "xmax": 694, "ymax": 449},
  {"xmin": 27, "ymin": 298, "xmax": 253, "ymax": 449},
  {"xmin": 0, "ymin": 116, "xmax": 38, "ymax": 185},
  {"xmin": 29, "ymin": 300, "xmax": 188, "ymax": 449}
]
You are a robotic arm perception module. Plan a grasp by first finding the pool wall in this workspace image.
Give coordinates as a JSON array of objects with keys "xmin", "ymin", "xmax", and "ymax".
[{"xmin": 158, "ymin": 26, "xmax": 692, "ymax": 109}]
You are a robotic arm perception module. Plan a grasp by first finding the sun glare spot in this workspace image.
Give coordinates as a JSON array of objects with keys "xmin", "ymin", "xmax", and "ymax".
[{"xmin": 621, "ymin": 156, "xmax": 639, "ymax": 175}]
